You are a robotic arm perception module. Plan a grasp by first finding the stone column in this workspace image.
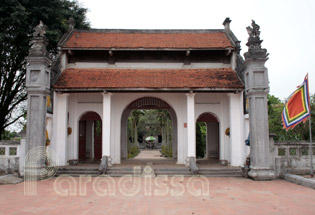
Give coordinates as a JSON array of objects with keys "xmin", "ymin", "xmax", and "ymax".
[
  {"xmin": 186, "ymin": 93, "xmax": 196, "ymax": 157},
  {"xmin": 25, "ymin": 22, "xmax": 51, "ymax": 179},
  {"xmin": 244, "ymin": 20, "xmax": 274, "ymax": 180},
  {"xmin": 227, "ymin": 93, "xmax": 244, "ymax": 166},
  {"xmin": 102, "ymin": 92, "xmax": 112, "ymax": 162},
  {"xmin": 52, "ymin": 92, "xmax": 69, "ymax": 166}
]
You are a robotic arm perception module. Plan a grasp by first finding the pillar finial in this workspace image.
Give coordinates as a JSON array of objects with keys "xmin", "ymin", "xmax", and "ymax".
[
  {"xmin": 244, "ymin": 20, "xmax": 268, "ymax": 61},
  {"xmin": 33, "ymin": 20, "xmax": 47, "ymax": 37},
  {"xmin": 28, "ymin": 21, "xmax": 49, "ymax": 57}
]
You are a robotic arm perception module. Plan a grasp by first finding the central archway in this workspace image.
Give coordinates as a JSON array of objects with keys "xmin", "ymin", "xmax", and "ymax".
[{"xmin": 121, "ymin": 97, "xmax": 178, "ymax": 160}]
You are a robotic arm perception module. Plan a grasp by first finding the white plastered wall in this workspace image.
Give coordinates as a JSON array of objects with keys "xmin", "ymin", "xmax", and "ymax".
[
  {"xmin": 194, "ymin": 93, "xmax": 230, "ymax": 162},
  {"xmin": 53, "ymin": 91, "xmax": 249, "ymax": 166},
  {"xmin": 68, "ymin": 93, "xmax": 103, "ymax": 161}
]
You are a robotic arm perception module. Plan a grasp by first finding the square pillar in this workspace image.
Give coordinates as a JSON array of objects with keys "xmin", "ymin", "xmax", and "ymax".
[
  {"xmin": 186, "ymin": 93, "xmax": 196, "ymax": 157},
  {"xmin": 102, "ymin": 93, "xmax": 112, "ymax": 158},
  {"xmin": 227, "ymin": 93, "xmax": 244, "ymax": 166},
  {"xmin": 243, "ymin": 20, "xmax": 275, "ymax": 180},
  {"xmin": 52, "ymin": 92, "xmax": 69, "ymax": 166}
]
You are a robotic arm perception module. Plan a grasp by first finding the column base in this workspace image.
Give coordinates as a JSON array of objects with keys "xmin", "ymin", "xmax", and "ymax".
[
  {"xmin": 248, "ymin": 167, "xmax": 275, "ymax": 181},
  {"xmin": 98, "ymin": 156, "xmax": 113, "ymax": 174},
  {"xmin": 220, "ymin": 160, "xmax": 229, "ymax": 166}
]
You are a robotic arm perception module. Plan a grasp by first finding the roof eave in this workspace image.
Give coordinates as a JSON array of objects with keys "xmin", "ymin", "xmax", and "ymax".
[{"xmin": 53, "ymin": 87, "xmax": 244, "ymax": 93}]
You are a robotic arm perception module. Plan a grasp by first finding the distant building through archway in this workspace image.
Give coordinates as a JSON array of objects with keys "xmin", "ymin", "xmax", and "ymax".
[{"xmin": 121, "ymin": 97, "xmax": 178, "ymax": 160}]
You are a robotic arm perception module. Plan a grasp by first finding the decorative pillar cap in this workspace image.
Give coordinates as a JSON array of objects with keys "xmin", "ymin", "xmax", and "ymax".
[
  {"xmin": 28, "ymin": 21, "xmax": 49, "ymax": 57},
  {"xmin": 244, "ymin": 20, "xmax": 269, "ymax": 62}
]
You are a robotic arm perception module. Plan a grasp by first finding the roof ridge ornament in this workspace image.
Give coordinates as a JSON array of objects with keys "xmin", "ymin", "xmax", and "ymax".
[
  {"xmin": 223, "ymin": 17, "xmax": 232, "ymax": 31},
  {"xmin": 68, "ymin": 17, "xmax": 75, "ymax": 31},
  {"xmin": 244, "ymin": 20, "xmax": 268, "ymax": 61}
]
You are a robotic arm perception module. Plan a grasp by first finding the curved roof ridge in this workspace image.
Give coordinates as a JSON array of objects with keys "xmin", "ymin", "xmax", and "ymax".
[{"xmin": 73, "ymin": 29, "xmax": 226, "ymax": 33}]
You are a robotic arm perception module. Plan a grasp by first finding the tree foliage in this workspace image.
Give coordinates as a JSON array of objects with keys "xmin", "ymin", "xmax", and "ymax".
[
  {"xmin": 268, "ymin": 94, "xmax": 315, "ymax": 142},
  {"xmin": 196, "ymin": 122, "xmax": 206, "ymax": 158},
  {"xmin": 127, "ymin": 109, "xmax": 173, "ymax": 157},
  {"xmin": 0, "ymin": 0, "xmax": 89, "ymax": 139}
]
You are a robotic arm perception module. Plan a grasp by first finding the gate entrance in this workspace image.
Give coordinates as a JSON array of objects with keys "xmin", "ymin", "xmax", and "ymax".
[{"xmin": 121, "ymin": 97, "xmax": 178, "ymax": 160}]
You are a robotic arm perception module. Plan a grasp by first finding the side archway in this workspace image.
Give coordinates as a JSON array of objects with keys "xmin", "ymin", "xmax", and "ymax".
[
  {"xmin": 121, "ymin": 97, "xmax": 178, "ymax": 159},
  {"xmin": 78, "ymin": 111, "xmax": 102, "ymax": 161},
  {"xmin": 196, "ymin": 112, "xmax": 219, "ymax": 159}
]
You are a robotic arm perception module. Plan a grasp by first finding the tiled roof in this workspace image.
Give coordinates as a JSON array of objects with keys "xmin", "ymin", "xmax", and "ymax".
[
  {"xmin": 62, "ymin": 30, "xmax": 234, "ymax": 49},
  {"xmin": 54, "ymin": 68, "xmax": 244, "ymax": 90}
]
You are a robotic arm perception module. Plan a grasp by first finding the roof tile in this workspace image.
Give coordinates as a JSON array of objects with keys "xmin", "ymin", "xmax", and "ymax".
[
  {"xmin": 63, "ymin": 31, "xmax": 233, "ymax": 49},
  {"xmin": 54, "ymin": 68, "xmax": 244, "ymax": 90}
]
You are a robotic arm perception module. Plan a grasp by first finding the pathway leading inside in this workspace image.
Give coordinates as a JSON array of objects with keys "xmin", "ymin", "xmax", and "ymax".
[{"xmin": 134, "ymin": 149, "xmax": 166, "ymax": 159}]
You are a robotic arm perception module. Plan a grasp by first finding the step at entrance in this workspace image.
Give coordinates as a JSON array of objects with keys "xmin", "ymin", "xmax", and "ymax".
[
  {"xmin": 56, "ymin": 167, "xmax": 99, "ymax": 177},
  {"xmin": 55, "ymin": 163, "xmax": 243, "ymax": 177},
  {"xmin": 198, "ymin": 168, "xmax": 242, "ymax": 177}
]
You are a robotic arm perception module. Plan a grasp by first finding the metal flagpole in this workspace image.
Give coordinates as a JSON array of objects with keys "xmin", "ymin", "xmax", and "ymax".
[
  {"xmin": 309, "ymin": 114, "xmax": 313, "ymax": 177},
  {"xmin": 307, "ymin": 73, "xmax": 313, "ymax": 177}
]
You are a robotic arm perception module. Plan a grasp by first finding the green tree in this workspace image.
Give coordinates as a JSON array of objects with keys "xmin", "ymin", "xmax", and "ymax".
[
  {"xmin": 0, "ymin": 0, "xmax": 89, "ymax": 139},
  {"xmin": 0, "ymin": 129, "xmax": 19, "ymax": 140},
  {"xmin": 196, "ymin": 122, "xmax": 206, "ymax": 158},
  {"xmin": 127, "ymin": 109, "xmax": 173, "ymax": 157}
]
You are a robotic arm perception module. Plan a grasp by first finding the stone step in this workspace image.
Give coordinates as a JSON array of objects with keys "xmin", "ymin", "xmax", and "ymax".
[
  {"xmin": 55, "ymin": 168, "xmax": 99, "ymax": 177},
  {"xmin": 55, "ymin": 167, "xmax": 243, "ymax": 177},
  {"xmin": 198, "ymin": 168, "xmax": 242, "ymax": 177},
  {"xmin": 58, "ymin": 168, "xmax": 98, "ymax": 172},
  {"xmin": 55, "ymin": 172, "xmax": 99, "ymax": 177},
  {"xmin": 155, "ymin": 168, "xmax": 191, "ymax": 176},
  {"xmin": 57, "ymin": 170, "xmax": 99, "ymax": 174}
]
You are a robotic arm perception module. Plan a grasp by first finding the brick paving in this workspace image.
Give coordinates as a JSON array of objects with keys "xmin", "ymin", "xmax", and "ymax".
[
  {"xmin": 0, "ymin": 177, "xmax": 315, "ymax": 215},
  {"xmin": 134, "ymin": 150, "xmax": 165, "ymax": 159}
]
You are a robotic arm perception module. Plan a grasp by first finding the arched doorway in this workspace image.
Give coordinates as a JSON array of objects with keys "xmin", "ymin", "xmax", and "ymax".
[
  {"xmin": 79, "ymin": 112, "xmax": 102, "ymax": 161},
  {"xmin": 196, "ymin": 112, "xmax": 219, "ymax": 160},
  {"xmin": 121, "ymin": 97, "xmax": 178, "ymax": 160}
]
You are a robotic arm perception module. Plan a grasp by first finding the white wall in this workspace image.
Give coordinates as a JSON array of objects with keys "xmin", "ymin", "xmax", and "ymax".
[
  {"xmin": 57, "ymin": 91, "xmax": 248, "ymax": 166},
  {"xmin": 67, "ymin": 62, "xmax": 231, "ymax": 69},
  {"xmin": 70, "ymin": 93, "xmax": 103, "ymax": 161},
  {"xmin": 195, "ymin": 93, "xmax": 230, "ymax": 162},
  {"xmin": 244, "ymin": 114, "xmax": 250, "ymax": 160}
]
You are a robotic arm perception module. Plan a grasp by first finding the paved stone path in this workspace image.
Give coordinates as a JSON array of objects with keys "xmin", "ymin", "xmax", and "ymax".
[
  {"xmin": 134, "ymin": 149, "xmax": 166, "ymax": 159},
  {"xmin": 0, "ymin": 177, "xmax": 315, "ymax": 215}
]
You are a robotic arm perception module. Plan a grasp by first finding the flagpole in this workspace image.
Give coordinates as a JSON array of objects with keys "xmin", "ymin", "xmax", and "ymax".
[{"xmin": 309, "ymin": 114, "xmax": 313, "ymax": 177}]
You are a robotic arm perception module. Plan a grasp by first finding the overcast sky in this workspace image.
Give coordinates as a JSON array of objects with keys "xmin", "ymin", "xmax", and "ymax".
[{"xmin": 77, "ymin": 0, "xmax": 315, "ymax": 100}]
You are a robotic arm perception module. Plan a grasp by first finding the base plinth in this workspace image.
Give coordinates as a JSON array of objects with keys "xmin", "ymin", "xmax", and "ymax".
[{"xmin": 248, "ymin": 167, "xmax": 275, "ymax": 181}]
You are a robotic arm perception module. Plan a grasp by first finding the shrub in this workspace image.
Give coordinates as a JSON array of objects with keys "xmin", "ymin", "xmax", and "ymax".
[
  {"xmin": 128, "ymin": 145, "xmax": 140, "ymax": 158},
  {"xmin": 161, "ymin": 145, "xmax": 172, "ymax": 158}
]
